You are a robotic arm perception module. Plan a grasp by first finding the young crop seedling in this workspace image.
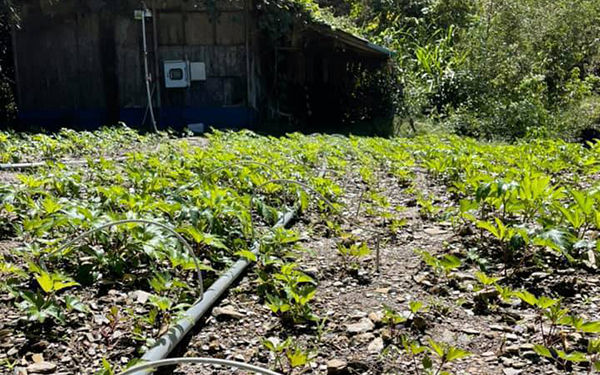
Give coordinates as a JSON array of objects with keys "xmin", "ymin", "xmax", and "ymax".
[
  {"xmin": 476, "ymin": 218, "xmax": 532, "ymax": 269},
  {"xmin": 337, "ymin": 240, "xmax": 371, "ymax": 273},
  {"xmin": 12, "ymin": 265, "xmax": 82, "ymax": 324},
  {"xmin": 414, "ymin": 249, "xmax": 462, "ymax": 281},
  {"xmin": 426, "ymin": 339, "xmax": 472, "ymax": 375},
  {"xmin": 471, "ymin": 271, "xmax": 504, "ymax": 312},
  {"xmin": 417, "ymin": 194, "xmax": 442, "ymax": 220},
  {"xmin": 383, "ymin": 300, "xmax": 429, "ymax": 339},
  {"xmin": 264, "ymin": 263, "xmax": 319, "ymax": 325},
  {"xmin": 510, "ymin": 289, "xmax": 600, "ymax": 371},
  {"xmin": 262, "ymin": 337, "xmax": 316, "ymax": 373},
  {"xmin": 388, "ymin": 335, "xmax": 471, "ymax": 375}
]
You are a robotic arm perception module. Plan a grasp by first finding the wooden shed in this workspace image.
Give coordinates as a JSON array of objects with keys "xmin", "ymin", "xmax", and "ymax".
[{"xmin": 12, "ymin": 0, "xmax": 392, "ymax": 130}]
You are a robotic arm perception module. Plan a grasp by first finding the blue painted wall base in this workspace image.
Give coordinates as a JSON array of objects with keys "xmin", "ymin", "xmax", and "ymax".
[{"xmin": 18, "ymin": 107, "xmax": 258, "ymax": 131}]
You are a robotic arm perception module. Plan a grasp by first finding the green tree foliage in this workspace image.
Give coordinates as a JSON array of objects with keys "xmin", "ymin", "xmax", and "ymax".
[
  {"xmin": 453, "ymin": 0, "xmax": 600, "ymax": 139},
  {"xmin": 316, "ymin": 0, "xmax": 600, "ymax": 140}
]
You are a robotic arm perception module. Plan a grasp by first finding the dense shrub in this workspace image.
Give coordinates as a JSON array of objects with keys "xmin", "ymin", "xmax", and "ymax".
[{"xmin": 317, "ymin": 0, "xmax": 600, "ymax": 140}]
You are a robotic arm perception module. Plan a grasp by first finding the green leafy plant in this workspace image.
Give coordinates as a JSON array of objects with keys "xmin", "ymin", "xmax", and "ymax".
[
  {"xmin": 265, "ymin": 263, "xmax": 318, "ymax": 325},
  {"xmin": 14, "ymin": 266, "xmax": 81, "ymax": 324},
  {"xmin": 392, "ymin": 335, "xmax": 471, "ymax": 375},
  {"xmin": 337, "ymin": 240, "xmax": 371, "ymax": 271},
  {"xmin": 415, "ymin": 249, "xmax": 461, "ymax": 278},
  {"xmin": 426, "ymin": 339, "xmax": 471, "ymax": 375},
  {"xmin": 417, "ymin": 194, "xmax": 442, "ymax": 219},
  {"xmin": 262, "ymin": 337, "xmax": 315, "ymax": 372},
  {"xmin": 383, "ymin": 301, "xmax": 429, "ymax": 338}
]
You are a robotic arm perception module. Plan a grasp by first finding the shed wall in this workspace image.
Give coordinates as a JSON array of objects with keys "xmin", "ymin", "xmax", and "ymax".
[{"xmin": 15, "ymin": 0, "xmax": 255, "ymax": 128}]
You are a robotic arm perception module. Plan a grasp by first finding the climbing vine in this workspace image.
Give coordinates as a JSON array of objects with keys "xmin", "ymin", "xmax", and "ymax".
[{"xmin": 255, "ymin": 0, "xmax": 358, "ymax": 41}]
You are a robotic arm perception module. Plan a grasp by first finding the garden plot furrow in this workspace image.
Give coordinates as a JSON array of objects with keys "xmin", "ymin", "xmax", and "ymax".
[
  {"xmin": 179, "ymin": 135, "xmax": 600, "ymax": 374},
  {"xmin": 177, "ymin": 155, "xmax": 600, "ymax": 375}
]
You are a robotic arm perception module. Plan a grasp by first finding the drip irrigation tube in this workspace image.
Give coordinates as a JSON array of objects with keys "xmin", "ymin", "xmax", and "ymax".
[
  {"xmin": 42, "ymin": 219, "xmax": 204, "ymax": 297},
  {"xmin": 249, "ymin": 179, "xmax": 336, "ymax": 237},
  {"xmin": 119, "ymin": 357, "xmax": 281, "ymax": 375},
  {"xmin": 0, "ymin": 157, "xmax": 126, "ymax": 170},
  {"xmin": 131, "ymin": 209, "xmax": 297, "ymax": 374},
  {"xmin": 140, "ymin": 1, "xmax": 158, "ymax": 133}
]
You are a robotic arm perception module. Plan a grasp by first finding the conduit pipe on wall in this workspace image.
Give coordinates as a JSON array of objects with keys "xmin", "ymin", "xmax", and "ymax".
[
  {"xmin": 151, "ymin": 0, "xmax": 161, "ymax": 113},
  {"xmin": 140, "ymin": 1, "xmax": 158, "ymax": 132}
]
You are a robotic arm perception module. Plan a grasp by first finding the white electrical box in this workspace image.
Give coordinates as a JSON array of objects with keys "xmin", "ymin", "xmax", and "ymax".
[
  {"xmin": 134, "ymin": 9, "xmax": 152, "ymax": 20},
  {"xmin": 164, "ymin": 60, "xmax": 190, "ymax": 88},
  {"xmin": 190, "ymin": 62, "xmax": 207, "ymax": 81}
]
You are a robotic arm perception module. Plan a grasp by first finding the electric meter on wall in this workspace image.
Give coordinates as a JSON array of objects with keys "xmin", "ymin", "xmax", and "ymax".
[{"xmin": 164, "ymin": 60, "xmax": 190, "ymax": 88}]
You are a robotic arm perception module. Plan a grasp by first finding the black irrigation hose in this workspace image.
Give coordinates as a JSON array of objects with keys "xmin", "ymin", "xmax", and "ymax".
[
  {"xmin": 119, "ymin": 357, "xmax": 281, "ymax": 375},
  {"xmin": 41, "ymin": 219, "xmax": 205, "ymax": 298},
  {"xmin": 134, "ymin": 209, "xmax": 297, "ymax": 374}
]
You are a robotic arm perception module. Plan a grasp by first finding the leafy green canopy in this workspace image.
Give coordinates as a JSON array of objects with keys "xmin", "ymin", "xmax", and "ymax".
[{"xmin": 316, "ymin": 0, "xmax": 600, "ymax": 140}]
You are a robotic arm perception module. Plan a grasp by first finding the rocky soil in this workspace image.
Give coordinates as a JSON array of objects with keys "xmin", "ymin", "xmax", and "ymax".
[{"xmin": 174, "ymin": 169, "xmax": 599, "ymax": 375}]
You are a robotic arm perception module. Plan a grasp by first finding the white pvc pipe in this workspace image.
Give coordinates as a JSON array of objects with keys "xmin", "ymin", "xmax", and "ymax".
[{"xmin": 140, "ymin": 2, "xmax": 157, "ymax": 132}]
